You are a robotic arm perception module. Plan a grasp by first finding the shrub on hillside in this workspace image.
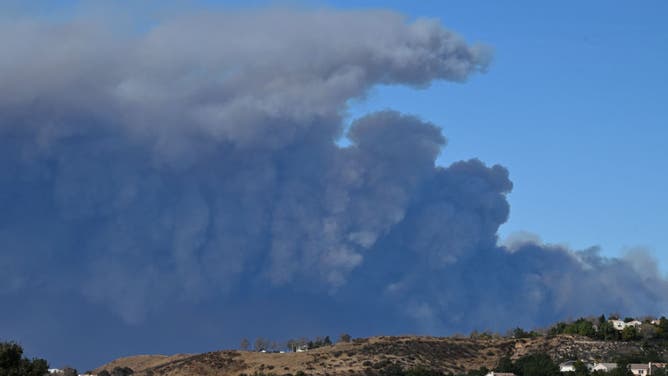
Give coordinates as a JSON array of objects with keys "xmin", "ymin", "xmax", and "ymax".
[
  {"xmin": 62, "ymin": 366, "xmax": 78, "ymax": 376},
  {"xmin": 111, "ymin": 366, "xmax": 134, "ymax": 376},
  {"xmin": 495, "ymin": 352, "xmax": 559, "ymax": 376},
  {"xmin": 514, "ymin": 353, "xmax": 560, "ymax": 376},
  {"xmin": 0, "ymin": 341, "xmax": 49, "ymax": 376}
]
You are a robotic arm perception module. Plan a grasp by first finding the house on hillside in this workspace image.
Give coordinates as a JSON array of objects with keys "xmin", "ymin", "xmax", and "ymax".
[
  {"xmin": 560, "ymin": 361, "xmax": 578, "ymax": 372},
  {"xmin": 609, "ymin": 319, "xmax": 642, "ymax": 331},
  {"xmin": 591, "ymin": 363, "xmax": 617, "ymax": 372},
  {"xmin": 609, "ymin": 320, "xmax": 627, "ymax": 330},
  {"xmin": 629, "ymin": 364, "xmax": 650, "ymax": 376}
]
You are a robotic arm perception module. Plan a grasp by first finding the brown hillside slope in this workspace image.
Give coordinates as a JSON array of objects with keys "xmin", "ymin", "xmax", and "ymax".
[
  {"xmin": 95, "ymin": 335, "xmax": 667, "ymax": 376},
  {"xmin": 94, "ymin": 354, "xmax": 192, "ymax": 373}
]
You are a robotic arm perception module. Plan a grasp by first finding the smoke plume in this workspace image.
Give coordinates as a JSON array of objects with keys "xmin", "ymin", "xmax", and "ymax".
[{"xmin": 0, "ymin": 6, "xmax": 666, "ymax": 369}]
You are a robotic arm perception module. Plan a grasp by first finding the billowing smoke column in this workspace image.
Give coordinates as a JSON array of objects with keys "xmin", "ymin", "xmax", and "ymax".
[{"xmin": 0, "ymin": 7, "xmax": 667, "ymax": 367}]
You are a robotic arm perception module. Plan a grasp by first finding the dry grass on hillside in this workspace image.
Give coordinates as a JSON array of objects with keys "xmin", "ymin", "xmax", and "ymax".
[{"xmin": 95, "ymin": 335, "xmax": 664, "ymax": 376}]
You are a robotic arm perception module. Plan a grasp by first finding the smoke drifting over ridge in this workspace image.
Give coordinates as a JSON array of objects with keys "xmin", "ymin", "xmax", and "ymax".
[{"xmin": 1, "ymin": 6, "xmax": 667, "ymax": 365}]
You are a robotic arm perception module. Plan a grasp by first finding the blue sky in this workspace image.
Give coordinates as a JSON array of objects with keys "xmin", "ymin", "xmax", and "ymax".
[{"xmin": 334, "ymin": 0, "xmax": 668, "ymax": 271}]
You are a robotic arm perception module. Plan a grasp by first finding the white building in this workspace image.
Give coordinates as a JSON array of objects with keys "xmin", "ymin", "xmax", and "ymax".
[
  {"xmin": 591, "ymin": 363, "xmax": 617, "ymax": 372},
  {"xmin": 629, "ymin": 364, "xmax": 650, "ymax": 376},
  {"xmin": 560, "ymin": 361, "xmax": 578, "ymax": 372},
  {"xmin": 609, "ymin": 319, "xmax": 642, "ymax": 331},
  {"xmin": 609, "ymin": 320, "xmax": 626, "ymax": 330},
  {"xmin": 560, "ymin": 361, "xmax": 601, "ymax": 373}
]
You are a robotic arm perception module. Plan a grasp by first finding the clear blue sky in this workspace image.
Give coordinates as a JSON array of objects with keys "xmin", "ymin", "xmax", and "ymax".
[{"xmin": 11, "ymin": 0, "xmax": 667, "ymax": 270}]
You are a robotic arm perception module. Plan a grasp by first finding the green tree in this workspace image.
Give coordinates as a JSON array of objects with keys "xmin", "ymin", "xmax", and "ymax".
[
  {"xmin": 0, "ymin": 341, "xmax": 49, "ymax": 376},
  {"xmin": 496, "ymin": 356, "xmax": 516, "ymax": 374},
  {"xmin": 561, "ymin": 318, "xmax": 596, "ymax": 337},
  {"xmin": 575, "ymin": 319, "xmax": 596, "ymax": 337},
  {"xmin": 513, "ymin": 327, "xmax": 530, "ymax": 338},
  {"xmin": 111, "ymin": 366, "xmax": 134, "ymax": 376},
  {"xmin": 573, "ymin": 361, "xmax": 589, "ymax": 376},
  {"xmin": 657, "ymin": 317, "xmax": 668, "ymax": 339},
  {"xmin": 240, "ymin": 338, "xmax": 250, "ymax": 351},
  {"xmin": 339, "ymin": 333, "xmax": 352, "ymax": 343},
  {"xmin": 466, "ymin": 367, "xmax": 489, "ymax": 376},
  {"xmin": 609, "ymin": 365, "xmax": 632, "ymax": 376},
  {"xmin": 548, "ymin": 322, "xmax": 568, "ymax": 336},
  {"xmin": 378, "ymin": 363, "xmax": 406, "ymax": 376},
  {"xmin": 653, "ymin": 368, "xmax": 667, "ymax": 376},
  {"xmin": 621, "ymin": 326, "xmax": 639, "ymax": 341},
  {"xmin": 0, "ymin": 342, "xmax": 22, "ymax": 371},
  {"xmin": 596, "ymin": 320, "xmax": 618, "ymax": 340},
  {"xmin": 514, "ymin": 353, "xmax": 560, "ymax": 376},
  {"xmin": 24, "ymin": 358, "xmax": 48, "ymax": 376}
]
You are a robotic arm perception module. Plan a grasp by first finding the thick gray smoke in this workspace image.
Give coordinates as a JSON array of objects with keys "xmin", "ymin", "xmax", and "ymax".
[{"xmin": 0, "ymin": 7, "xmax": 666, "ymax": 367}]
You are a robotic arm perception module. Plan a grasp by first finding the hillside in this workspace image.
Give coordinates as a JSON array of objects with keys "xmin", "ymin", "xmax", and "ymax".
[
  {"xmin": 95, "ymin": 335, "xmax": 668, "ymax": 376},
  {"xmin": 93, "ymin": 354, "xmax": 193, "ymax": 373}
]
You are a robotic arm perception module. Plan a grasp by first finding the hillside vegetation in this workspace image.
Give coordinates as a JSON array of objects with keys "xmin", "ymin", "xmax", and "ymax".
[{"xmin": 94, "ymin": 334, "xmax": 668, "ymax": 376}]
